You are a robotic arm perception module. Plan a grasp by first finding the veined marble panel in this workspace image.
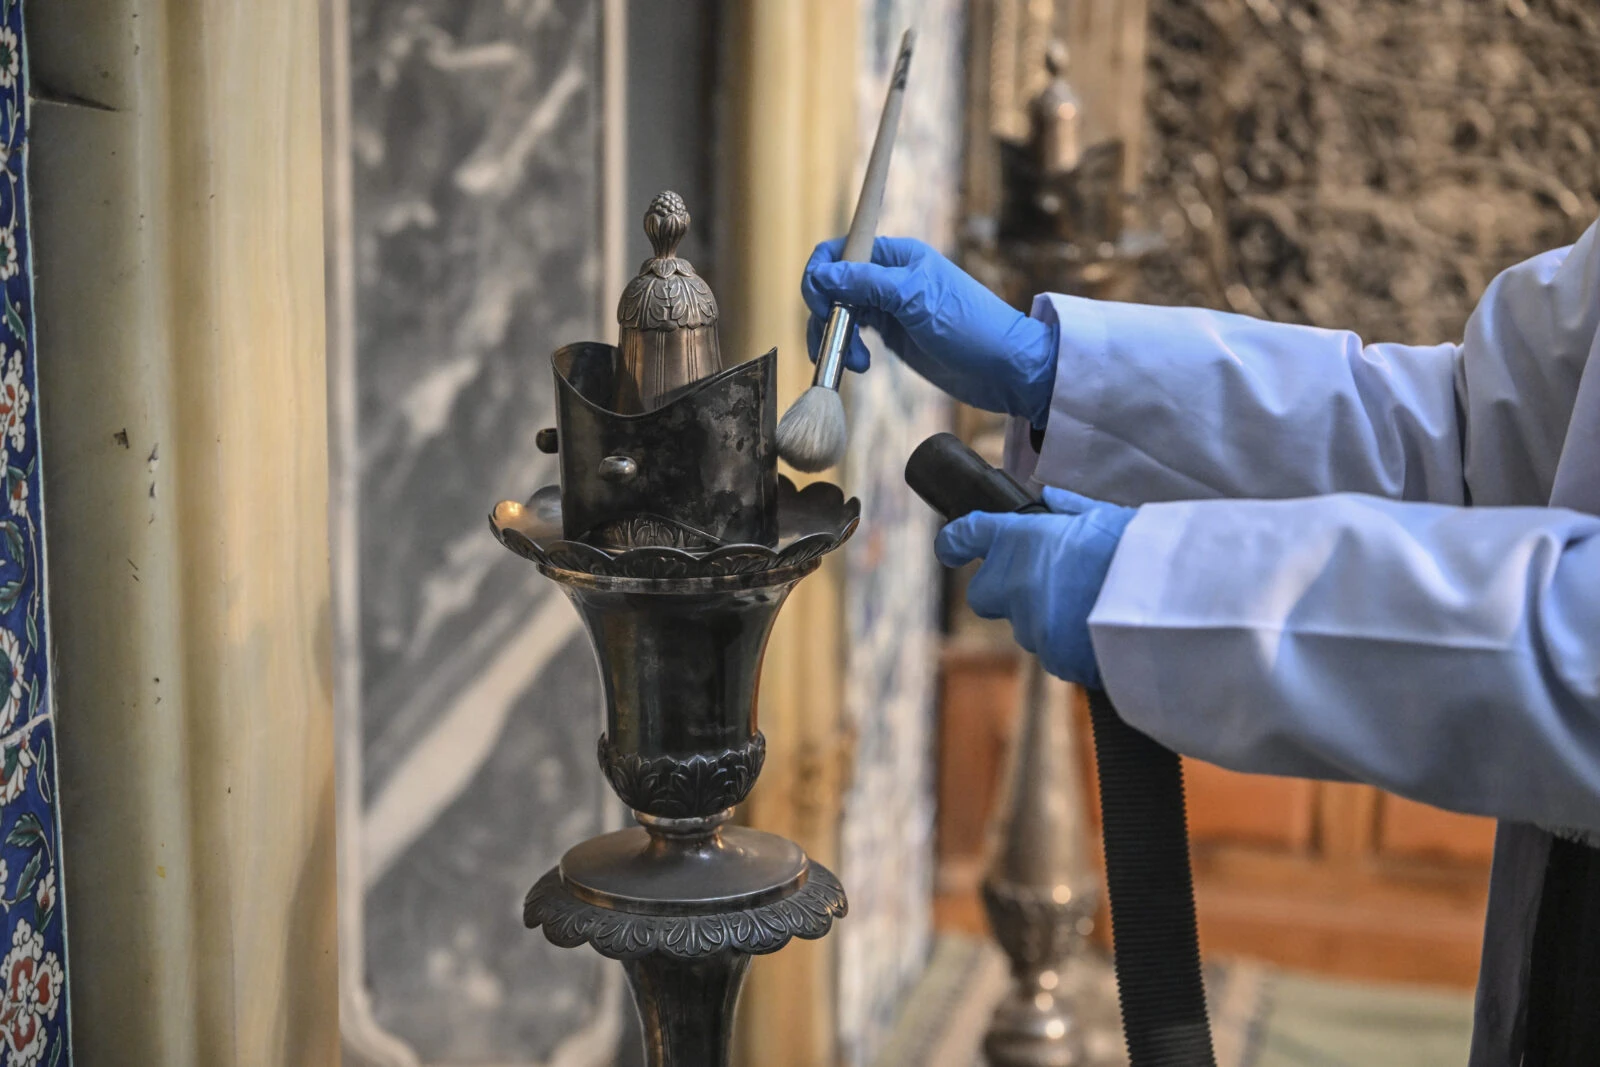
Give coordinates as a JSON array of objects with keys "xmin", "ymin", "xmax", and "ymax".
[
  {"xmin": 836, "ymin": 1, "xmax": 966, "ymax": 1064},
  {"xmin": 340, "ymin": 0, "xmax": 622, "ymax": 1061}
]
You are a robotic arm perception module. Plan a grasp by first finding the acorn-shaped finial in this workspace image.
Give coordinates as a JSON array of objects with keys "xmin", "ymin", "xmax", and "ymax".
[
  {"xmin": 643, "ymin": 191, "xmax": 690, "ymax": 261},
  {"xmin": 1044, "ymin": 39, "xmax": 1069, "ymax": 80},
  {"xmin": 1030, "ymin": 40, "xmax": 1082, "ymax": 175}
]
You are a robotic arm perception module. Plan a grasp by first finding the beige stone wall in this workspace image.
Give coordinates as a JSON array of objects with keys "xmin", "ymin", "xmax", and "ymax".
[{"xmin": 29, "ymin": 3, "xmax": 339, "ymax": 1064}]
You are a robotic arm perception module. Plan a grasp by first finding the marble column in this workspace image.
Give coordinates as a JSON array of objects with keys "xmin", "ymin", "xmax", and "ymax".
[
  {"xmin": 29, "ymin": 2, "xmax": 339, "ymax": 1065},
  {"xmin": 327, "ymin": 0, "xmax": 625, "ymax": 1063}
]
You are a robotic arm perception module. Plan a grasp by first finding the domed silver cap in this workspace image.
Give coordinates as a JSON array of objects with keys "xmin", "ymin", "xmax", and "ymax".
[{"xmin": 614, "ymin": 191, "xmax": 723, "ymax": 413}]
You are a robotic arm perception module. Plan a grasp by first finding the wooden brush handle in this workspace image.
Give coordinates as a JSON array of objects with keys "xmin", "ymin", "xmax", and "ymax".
[{"xmin": 841, "ymin": 28, "xmax": 915, "ymax": 264}]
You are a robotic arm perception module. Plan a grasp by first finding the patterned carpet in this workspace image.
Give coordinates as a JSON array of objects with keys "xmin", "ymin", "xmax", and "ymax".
[{"xmin": 872, "ymin": 935, "xmax": 1475, "ymax": 1067}]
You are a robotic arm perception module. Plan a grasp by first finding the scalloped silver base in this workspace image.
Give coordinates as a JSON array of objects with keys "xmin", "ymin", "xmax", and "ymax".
[{"xmin": 490, "ymin": 475, "xmax": 859, "ymax": 579}]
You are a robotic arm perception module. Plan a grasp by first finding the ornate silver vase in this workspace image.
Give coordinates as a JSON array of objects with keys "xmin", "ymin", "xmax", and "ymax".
[{"xmin": 490, "ymin": 193, "xmax": 856, "ymax": 1066}]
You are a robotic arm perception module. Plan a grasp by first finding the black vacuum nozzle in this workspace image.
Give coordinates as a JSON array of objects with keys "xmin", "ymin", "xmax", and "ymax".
[{"xmin": 904, "ymin": 432, "xmax": 1043, "ymax": 520}]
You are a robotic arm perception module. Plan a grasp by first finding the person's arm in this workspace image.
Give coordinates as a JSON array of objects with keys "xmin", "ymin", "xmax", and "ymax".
[
  {"xmin": 1091, "ymin": 494, "xmax": 1600, "ymax": 833},
  {"xmin": 1007, "ymin": 300, "xmax": 1464, "ymax": 504},
  {"xmin": 1012, "ymin": 219, "xmax": 1600, "ymax": 508}
]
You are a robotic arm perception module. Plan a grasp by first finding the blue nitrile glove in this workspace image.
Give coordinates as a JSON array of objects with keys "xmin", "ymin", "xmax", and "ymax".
[
  {"xmin": 935, "ymin": 487, "xmax": 1136, "ymax": 689},
  {"xmin": 802, "ymin": 237, "xmax": 1059, "ymax": 428}
]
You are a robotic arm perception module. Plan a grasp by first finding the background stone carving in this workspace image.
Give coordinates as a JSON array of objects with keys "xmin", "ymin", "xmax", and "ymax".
[{"xmin": 1140, "ymin": 0, "xmax": 1600, "ymax": 340}]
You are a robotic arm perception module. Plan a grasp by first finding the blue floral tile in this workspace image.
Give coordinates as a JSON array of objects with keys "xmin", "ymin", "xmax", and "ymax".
[{"xmin": 0, "ymin": 5, "xmax": 73, "ymax": 1066}]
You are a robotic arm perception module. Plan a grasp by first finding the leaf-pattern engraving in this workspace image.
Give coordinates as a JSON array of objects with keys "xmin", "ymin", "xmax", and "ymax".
[
  {"xmin": 589, "ymin": 515, "xmax": 719, "ymax": 551},
  {"xmin": 617, "ymin": 193, "xmax": 718, "ymax": 331},
  {"xmin": 524, "ymin": 863, "xmax": 848, "ymax": 961},
  {"xmin": 597, "ymin": 733, "xmax": 766, "ymax": 818}
]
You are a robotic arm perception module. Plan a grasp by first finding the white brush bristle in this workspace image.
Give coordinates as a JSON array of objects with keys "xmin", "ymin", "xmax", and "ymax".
[{"xmin": 776, "ymin": 386, "xmax": 848, "ymax": 473}]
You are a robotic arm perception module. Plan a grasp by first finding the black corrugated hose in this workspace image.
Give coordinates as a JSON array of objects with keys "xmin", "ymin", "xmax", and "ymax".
[
  {"xmin": 906, "ymin": 433, "xmax": 1216, "ymax": 1067},
  {"xmin": 1087, "ymin": 689, "xmax": 1216, "ymax": 1066},
  {"xmin": 1524, "ymin": 834, "xmax": 1600, "ymax": 1064}
]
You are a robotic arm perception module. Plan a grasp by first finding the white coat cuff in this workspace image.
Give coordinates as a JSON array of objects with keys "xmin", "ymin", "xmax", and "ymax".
[
  {"xmin": 1086, "ymin": 506, "xmax": 1187, "ymax": 742},
  {"xmin": 1004, "ymin": 293, "xmax": 1112, "ymax": 495}
]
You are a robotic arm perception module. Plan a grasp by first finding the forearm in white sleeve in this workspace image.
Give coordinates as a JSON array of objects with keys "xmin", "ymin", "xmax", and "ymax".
[
  {"xmin": 1089, "ymin": 495, "xmax": 1600, "ymax": 833},
  {"xmin": 1006, "ymin": 296, "xmax": 1465, "ymax": 506},
  {"xmin": 1008, "ymin": 219, "xmax": 1600, "ymax": 511}
]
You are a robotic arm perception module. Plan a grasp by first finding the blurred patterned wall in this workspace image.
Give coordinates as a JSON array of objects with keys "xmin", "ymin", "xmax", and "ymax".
[{"xmin": 835, "ymin": 2, "xmax": 966, "ymax": 1064}]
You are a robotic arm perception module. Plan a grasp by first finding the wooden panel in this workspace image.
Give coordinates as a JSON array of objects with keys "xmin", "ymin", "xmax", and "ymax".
[
  {"xmin": 1060, "ymin": 0, "xmax": 1151, "ymax": 193},
  {"xmin": 935, "ymin": 642, "xmax": 1022, "ymax": 869},
  {"xmin": 33, "ymin": 3, "xmax": 340, "ymax": 1064},
  {"xmin": 932, "ymin": 647, "xmax": 1498, "ymax": 988},
  {"xmin": 1377, "ymin": 793, "xmax": 1498, "ymax": 865},
  {"xmin": 1318, "ymin": 781, "xmax": 1380, "ymax": 858},
  {"xmin": 1182, "ymin": 758, "xmax": 1317, "ymax": 850},
  {"xmin": 724, "ymin": 5, "xmax": 859, "ymax": 1063},
  {"xmin": 1192, "ymin": 847, "xmax": 1490, "ymax": 988}
]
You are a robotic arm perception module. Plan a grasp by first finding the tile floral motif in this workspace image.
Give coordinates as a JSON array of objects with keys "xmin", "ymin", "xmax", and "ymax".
[{"xmin": 0, "ymin": 5, "xmax": 72, "ymax": 1066}]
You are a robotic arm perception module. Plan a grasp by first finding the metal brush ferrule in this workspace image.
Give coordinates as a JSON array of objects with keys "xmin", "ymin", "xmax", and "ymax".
[{"xmin": 813, "ymin": 304, "xmax": 854, "ymax": 391}]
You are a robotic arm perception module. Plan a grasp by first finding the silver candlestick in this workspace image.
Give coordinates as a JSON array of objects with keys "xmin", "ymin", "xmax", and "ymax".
[
  {"xmin": 981, "ymin": 659, "xmax": 1099, "ymax": 1066},
  {"xmin": 491, "ymin": 193, "xmax": 857, "ymax": 1066}
]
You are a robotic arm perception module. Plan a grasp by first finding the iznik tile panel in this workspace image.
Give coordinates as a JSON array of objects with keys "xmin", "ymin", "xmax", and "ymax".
[
  {"xmin": 0, "ymin": 7, "xmax": 72, "ymax": 1066},
  {"xmin": 346, "ymin": 0, "xmax": 620, "ymax": 1062}
]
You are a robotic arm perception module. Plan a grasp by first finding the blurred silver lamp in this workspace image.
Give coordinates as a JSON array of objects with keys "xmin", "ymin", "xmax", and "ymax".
[
  {"xmin": 491, "ymin": 193, "xmax": 858, "ymax": 1066},
  {"xmin": 982, "ymin": 661, "xmax": 1099, "ymax": 1066},
  {"xmin": 992, "ymin": 41, "xmax": 1143, "ymax": 303},
  {"xmin": 974, "ymin": 41, "xmax": 1156, "ymax": 1067}
]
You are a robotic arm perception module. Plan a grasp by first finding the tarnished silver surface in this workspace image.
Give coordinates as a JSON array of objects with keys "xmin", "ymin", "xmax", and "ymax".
[
  {"xmin": 548, "ymin": 563, "xmax": 806, "ymax": 818},
  {"xmin": 1028, "ymin": 42, "xmax": 1084, "ymax": 176},
  {"xmin": 997, "ymin": 43, "xmax": 1125, "ymax": 252},
  {"xmin": 979, "ymin": 40, "xmax": 1154, "ymax": 312},
  {"xmin": 559, "ymin": 825, "xmax": 809, "ymax": 915},
  {"xmin": 542, "ymin": 341, "xmax": 780, "ymax": 549},
  {"xmin": 525, "ymin": 862, "xmax": 848, "ymax": 961}
]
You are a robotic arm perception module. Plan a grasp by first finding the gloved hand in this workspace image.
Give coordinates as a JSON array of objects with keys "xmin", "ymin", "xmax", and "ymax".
[
  {"xmin": 802, "ymin": 237, "xmax": 1059, "ymax": 428},
  {"xmin": 935, "ymin": 487, "xmax": 1136, "ymax": 689}
]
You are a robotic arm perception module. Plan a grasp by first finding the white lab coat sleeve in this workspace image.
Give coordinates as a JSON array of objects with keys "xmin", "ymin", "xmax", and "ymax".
[
  {"xmin": 1005, "ymin": 219, "xmax": 1600, "ymax": 510},
  {"xmin": 1090, "ymin": 494, "xmax": 1600, "ymax": 833},
  {"xmin": 1003, "ymin": 295, "xmax": 1466, "ymax": 505},
  {"xmin": 1456, "ymin": 220, "xmax": 1600, "ymax": 506}
]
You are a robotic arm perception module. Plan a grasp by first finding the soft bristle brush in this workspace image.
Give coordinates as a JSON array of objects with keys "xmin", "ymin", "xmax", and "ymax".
[{"xmin": 776, "ymin": 27, "xmax": 916, "ymax": 473}]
